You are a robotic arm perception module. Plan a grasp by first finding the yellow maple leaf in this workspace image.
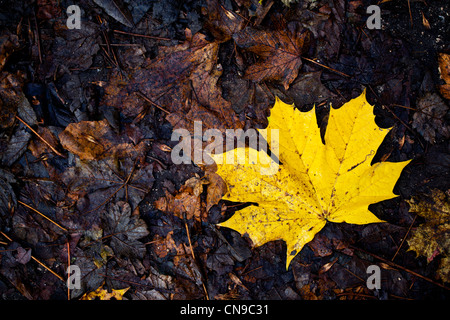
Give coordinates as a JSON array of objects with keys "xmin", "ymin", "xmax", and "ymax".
[
  {"xmin": 80, "ymin": 284, "xmax": 130, "ymax": 300},
  {"xmin": 211, "ymin": 90, "xmax": 410, "ymax": 269}
]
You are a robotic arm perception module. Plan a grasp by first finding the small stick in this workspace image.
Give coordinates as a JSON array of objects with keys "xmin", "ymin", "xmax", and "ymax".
[
  {"xmin": 407, "ymin": 0, "xmax": 413, "ymax": 27},
  {"xmin": 100, "ymin": 43, "xmax": 141, "ymax": 47},
  {"xmin": 113, "ymin": 30, "xmax": 173, "ymax": 41},
  {"xmin": 15, "ymin": 115, "xmax": 65, "ymax": 158},
  {"xmin": 0, "ymin": 232, "xmax": 64, "ymax": 282},
  {"xmin": 184, "ymin": 218, "xmax": 196, "ymax": 261},
  {"xmin": 31, "ymin": 256, "xmax": 64, "ymax": 281},
  {"xmin": 0, "ymin": 231, "xmax": 12, "ymax": 241},
  {"xmin": 67, "ymin": 241, "xmax": 71, "ymax": 300},
  {"xmin": 33, "ymin": 14, "xmax": 42, "ymax": 64},
  {"xmin": 302, "ymin": 57, "xmax": 351, "ymax": 78},
  {"xmin": 18, "ymin": 200, "xmax": 68, "ymax": 232},
  {"xmin": 136, "ymin": 92, "xmax": 170, "ymax": 114},
  {"xmin": 391, "ymin": 215, "xmax": 417, "ymax": 261}
]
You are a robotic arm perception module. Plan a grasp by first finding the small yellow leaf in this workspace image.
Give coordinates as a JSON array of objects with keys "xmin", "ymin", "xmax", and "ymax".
[
  {"xmin": 212, "ymin": 90, "xmax": 410, "ymax": 269},
  {"xmin": 80, "ymin": 283, "xmax": 130, "ymax": 300}
]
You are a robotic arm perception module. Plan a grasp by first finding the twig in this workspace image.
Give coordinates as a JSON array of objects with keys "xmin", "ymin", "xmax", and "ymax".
[
  {"xmin": 136, "ymin": 91, "xmax": 170, "ymax": 114},
  {"xmin": 184, "ymin": 219, "xmax": 196, "ymax": 261},
  {"xmin": 1, "ymin": 231, "xmax": 64, "ymax": 282},
  {"xmin": 301, "ymin": 56, "xmax": 351, "ymax": 78},
  {"xmin": 15, "ymin": 115, "xmax": 65, "ymax": 158},
  {"xmin": 100, "ymin": 43, "xmax": 140, "ymax": 47},
  {"xmin": 18, "ymin": 200, "xmax": 68, "ymax": 232},
  {"xmin": 33, "ymin": 14, "xmax": 42, "ymax": 64},
  {"xmin": 67, "ymin": 241, "xmax": 71, "ymax": 300},
  {"xmin": 350, "ymin": 245, "xmax": 449, "ymax": 291},
  {"xmin": 183, "ymin": 213, "xmax": 209, "ymax": 300},
  {"xmin": 0, "ymin": 231, "xmax": 12, "ymax": 241},
  {"xmin": 31, "ymin": 256, "xmax": 64, "ymax": 281},
  {"xmin": 407, "ymin": 0, "xmax": 413, "ymax": 27},
  {"xmin": 113, "ymin": 29, "xmax": 173, "ymax": 41},
  {"xmin": 391, "ymin": 214, "xmax": 417, "ymax": 261},
  {"xmin": 97, "ymin": 16, "xmax": 120, "ymax": 68},
  {"xmin": 83, "ymin": 159, "xmax": 139, "ymax": 214}
]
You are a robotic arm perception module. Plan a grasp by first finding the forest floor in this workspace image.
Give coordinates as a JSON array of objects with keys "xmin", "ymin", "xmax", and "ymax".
[{"xmin": 0, "ymin": 0, "xmax": 449, "ymax": 300}]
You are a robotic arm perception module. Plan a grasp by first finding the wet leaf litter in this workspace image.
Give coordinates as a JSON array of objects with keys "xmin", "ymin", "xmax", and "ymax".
[{"xmin": 0, "ymin": 0, "xmax": 449, "ymax": 300}]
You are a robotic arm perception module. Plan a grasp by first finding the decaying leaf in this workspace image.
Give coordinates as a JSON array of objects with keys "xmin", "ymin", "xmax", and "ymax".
[
  {"xmin": 412, "ymin": 92, "xmax": 450, "ymax": 144},
  {"xmin": 0, "ymin": 72, "xmax": 37, "ymax": 166},
  {"xmin": 92, "ymin": 0, "xmax": 134, "ymax": 27},
  {"xmin": 205, "ymin": 0, "xmax": 245, "ymax": 42},
  {"xmin": 103, "ymin": 201, "xmax": 149, "ymax": 259},
  {"xmin": 0, "ymin": 168, "xmax": 16, "ymax": 218},
  {"xmin": 104, "ymin": 31, "xmax": 242, "ymax": 134},
  {"xmin": 212, "ymin": 91, "xmax": 410, "ymax": 268},
  {"xmin": 438, "ymin": 53, "xmax": 450, "ymax": 100},
  {"xmin": 407, "ymin": 189, "xmax": 450, "ymax": 283},
  {"xmin": 80, "ymin": 283, "xmax": 130, "ymax": 300},
  {"xmin": 286, "ymin": 71, "xmax": 335, "ymax": 107},
  {"xmin": 233, "ymin": 24, "xmax": 310, "ymax": 90},
  {"xmin": 45, "ymin": 21, "xmax": 100, "ymax": 74},
  {"xmin": 0, "ymin": 30, "xmax": 19, "ymax": 71},
  {"xmin": 154, "ymin": 175, "xmax": 206, "ymax": 221},
  {"xmin": 59, "ymin": 119, "xmax": 146, "ymax": 160},
  {"xmin": 204, "ymin": 171, "xmax": 227, "ymax": 212}
]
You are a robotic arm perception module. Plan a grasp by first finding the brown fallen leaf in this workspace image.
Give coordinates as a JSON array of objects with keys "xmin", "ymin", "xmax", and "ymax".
[
  {"xmin": 286, "ymin": 71, "xmax": 335, "ymax": 107},
  {"xmin": 205, "ymin": 0, "xmax": 245, "ymax": 42},
  {"xmin": 233, "ymin": 24, "xmax": 311, "ymax": 90},
  {"xmin": 28, "ymin": 126, "xmax": 62, "ymax": 160},
  {"xmin": 0, "ymin": 30, "xmax": 19, "ymax": 71},
  {"xmin": 204, "ymin": 171, "xmax": 227, "ymax": 212},
  {"xmin": 412, "ymin": 92, "xmax": 450, "ymax": 144},
  {"xmin": 0, "ymin": 72, "xmax": 38, "ymax": 166},
  {"xmin": 154, "ymin": 175, "xmax": 207, "ymax": 221},
  {"xmin": 59, "ymin": 119, "xmax": 146, "ymax": 160},
  {"xmin": 438, "ymin": 53, "xmax": 450, "ymax": 99},
  {"xmin": 104, "ymin": 30, "xmax": 243, "ymax": 134}
]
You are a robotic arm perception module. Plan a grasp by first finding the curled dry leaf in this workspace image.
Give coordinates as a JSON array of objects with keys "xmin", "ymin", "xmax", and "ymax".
[{"xmin": 204, "ymin": 171, "xmax": 227, "ymax": 212}]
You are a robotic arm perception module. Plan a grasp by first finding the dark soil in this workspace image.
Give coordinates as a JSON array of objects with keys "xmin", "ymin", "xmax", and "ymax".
[{"xmin": 0, "ymin": 0, "xmax": 449, "ymax": 300}]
